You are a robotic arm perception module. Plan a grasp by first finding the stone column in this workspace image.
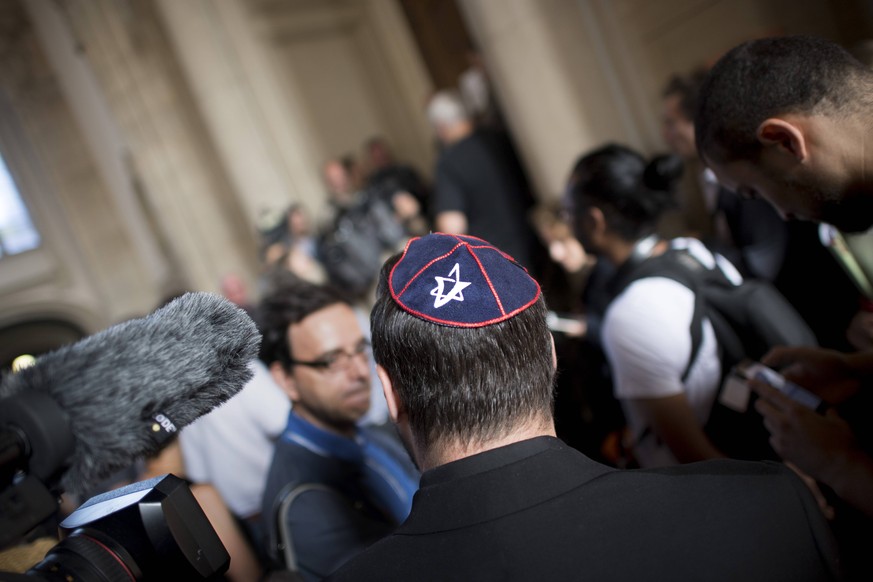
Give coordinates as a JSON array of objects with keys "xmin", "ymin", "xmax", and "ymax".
[
  {"xmin": 356, "ymin": 0, "xmax": 437, "ymax": 175},
  {"xmin": 458, "ymin": 0, "xmax": 661, "ymax": 201},
  {"xmin": 154, "ymin": 0, "xmax": 326, "ymax": 222},
  {"xmin": 38, "ymin": 0, "xmax": 257, "ymax": 294},
  {"xmin": 24, "ymin": 0, "xmax": 169, "ymax": 308}
]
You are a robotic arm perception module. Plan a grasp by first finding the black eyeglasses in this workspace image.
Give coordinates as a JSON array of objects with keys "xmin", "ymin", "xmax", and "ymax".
[{"xmin": 289, "ymin": 339, "xmax": 371, "ymax": 373}]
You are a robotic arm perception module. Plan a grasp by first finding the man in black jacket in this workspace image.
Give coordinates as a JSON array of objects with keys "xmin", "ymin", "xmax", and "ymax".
[
  {"xmin": 426, "ymin": 90, "xmax": 539, "ymax": 272},
  {"xmin": 327, "ymin": 232, "xmax": 841, "ymax": 582}
]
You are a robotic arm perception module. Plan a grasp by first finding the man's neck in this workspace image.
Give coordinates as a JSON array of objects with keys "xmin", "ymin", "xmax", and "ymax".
[
  {"xmin": 607, "ymin": 235, "xmax": 667, "ymax": 268},
  {"xmin": 811, "ymin": 113, "xmax": 870, "ymax": 192},
  {"xmin": 416, "ymin": 419, "xmax": 557, "ymax": 472},
  {"xmin": 441, "ymin": 121, "xmax": 474, "ymax": 146},
  {"xmin": 291, "ymin": 408, "xmax": 358, "ymax": 439}
]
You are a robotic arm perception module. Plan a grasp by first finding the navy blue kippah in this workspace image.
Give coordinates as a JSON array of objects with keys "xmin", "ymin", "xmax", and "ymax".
[{"xmin": 389, "ymin": 233, "xmax": 541, "ymax": 328}]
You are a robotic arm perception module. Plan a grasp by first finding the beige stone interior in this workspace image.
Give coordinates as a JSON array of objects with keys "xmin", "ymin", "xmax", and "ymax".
[{"xmin": 0, "ymin": 0, "xmax": 869, "ymax": 360}]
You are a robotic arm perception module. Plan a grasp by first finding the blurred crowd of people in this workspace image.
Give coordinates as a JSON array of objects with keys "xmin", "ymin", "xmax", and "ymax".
[
  {"xmin": 11, "ymin": 36, "xmax": 873, "ymax": 582},
  {"xmin": 205, "ymin": 37, "xmax": 873, "ymax": 579}
]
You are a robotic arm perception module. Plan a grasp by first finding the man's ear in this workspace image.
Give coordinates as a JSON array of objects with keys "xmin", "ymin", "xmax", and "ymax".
[
  {"xmin": 582, "ymin": 206, "xmax": 608, "ymax": 246},
  {"xmin": 756, "ymin": 118, "xmax": 808, "ymax": 162},
  {"xmin": 269, "ymin": 361, "xmax": 299, "ymax": 401},
  {"xmin": 376, "ymin": 364, "xmax": 403, "ymax": 423},
  {"xmin": 587, "ymin": 206, "xmax": 606, "ymax": 233}
]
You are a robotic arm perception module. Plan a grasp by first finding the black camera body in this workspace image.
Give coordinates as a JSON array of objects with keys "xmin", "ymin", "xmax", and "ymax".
[
  {"xmin": 0, "ymin": 291, "xmax": 260, "ymax": 580},
  {"xmin": 0, "ymin": 390, "xmax": 229, "ymax": 581},
  {"xmin": 3, "ymin": 474, "xmax": 228, "ymax": 581}
]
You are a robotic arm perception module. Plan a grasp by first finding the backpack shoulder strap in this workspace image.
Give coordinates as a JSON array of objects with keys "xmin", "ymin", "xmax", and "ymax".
[
  {"xmin": 607, "ymin": 249, "xmax": 706, "ymax": 381},
  {"xmin": 607, "ymin": 248, "xmax": 700, "ymax": 296},
  {"xmin": 270, "ymin": 482, "xmax": 335, "ymax": 573}
]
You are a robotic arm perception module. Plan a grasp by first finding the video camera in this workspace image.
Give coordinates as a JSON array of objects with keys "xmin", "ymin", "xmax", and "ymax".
[
  {"xmin": 0, "ymin": 291, "xmax": 262, "ymax": 580},
  {"xmin": 0, "ymin": 393, "xmax": 229, "ymax": 581}
]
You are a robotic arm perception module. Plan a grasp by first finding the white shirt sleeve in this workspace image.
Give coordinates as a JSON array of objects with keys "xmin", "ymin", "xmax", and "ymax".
[
  {"xmin": 178, "ymin": 359, "xmax": 290, "ymax": 517},
  {"xmin": 602, "ymin": 277, "xmax": 696, "ymax": 400}
]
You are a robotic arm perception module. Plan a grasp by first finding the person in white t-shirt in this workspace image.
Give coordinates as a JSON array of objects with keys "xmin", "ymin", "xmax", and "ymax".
[
  {"xmin": 133, "ymin": 358, "xmax": 290, "ymax": 580},
  {"xmin": 564, "ymin": 144, "xmax": 734, "ymax": 467},
  {"xmin": 179, "ymin": 359, "xmax": 290, "ymax": 531}
]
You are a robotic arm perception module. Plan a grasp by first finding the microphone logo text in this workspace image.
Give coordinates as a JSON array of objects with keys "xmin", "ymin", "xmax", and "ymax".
[{"xmin": 153, "ymin": 413, "xmax": 177, "ymax": 434}]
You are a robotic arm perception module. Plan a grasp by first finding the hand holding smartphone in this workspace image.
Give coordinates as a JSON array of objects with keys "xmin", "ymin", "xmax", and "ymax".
[{"xmin": 737, "ymin": 359, "xmax": 826, "ymax": 413}]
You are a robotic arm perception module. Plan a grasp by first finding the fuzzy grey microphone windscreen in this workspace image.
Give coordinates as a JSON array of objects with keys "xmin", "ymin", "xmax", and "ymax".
[{"xmin": 0, "ymin": 292, "xmax": 261, "ymax": 495}]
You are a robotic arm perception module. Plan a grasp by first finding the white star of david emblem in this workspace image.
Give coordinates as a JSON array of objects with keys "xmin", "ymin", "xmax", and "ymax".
[{"xmin": 431, "ymin": 263, "xmax": 471, "ymax": 308}]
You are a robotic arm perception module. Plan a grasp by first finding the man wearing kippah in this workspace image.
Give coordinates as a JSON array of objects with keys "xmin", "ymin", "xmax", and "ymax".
[{"xmin": 327, "ymin": 232, "xmax": 841, "ymax": 581}]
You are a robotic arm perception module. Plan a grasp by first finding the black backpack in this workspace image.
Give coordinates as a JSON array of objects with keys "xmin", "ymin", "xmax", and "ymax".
[{"xmin": 608, "ymin": 245, "xmax": 819, "ymax": 461}]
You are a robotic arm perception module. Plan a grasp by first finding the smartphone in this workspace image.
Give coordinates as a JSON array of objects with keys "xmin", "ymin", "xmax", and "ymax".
[{"xmin": 736, "ymin": 359, "xmax": 825, "ymax": 412}]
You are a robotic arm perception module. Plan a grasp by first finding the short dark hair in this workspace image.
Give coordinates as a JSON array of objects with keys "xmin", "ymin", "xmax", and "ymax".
[
  {"xmin": 256, "ymin": 269, "xmax": 348, "ymax": 370},
  {"xmin": 567, "ymin": 144, "xmax": 681, "ymax": 242},
  {"xmin": 662, "ymin": 67, "xmax": 709, "ymax": 120},
  {"xmin": 370, "ymin": 254, "xmax": 555, "ymax": 452},
  {"xmin": 696, "ymin": 35, "xmax": 872, "ymax": 163}
]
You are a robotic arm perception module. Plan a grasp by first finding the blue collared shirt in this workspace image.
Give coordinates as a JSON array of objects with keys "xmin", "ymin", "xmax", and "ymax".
[{"xmin": 281, "ymin": 412, "xmax": 418, "ymax": 522}]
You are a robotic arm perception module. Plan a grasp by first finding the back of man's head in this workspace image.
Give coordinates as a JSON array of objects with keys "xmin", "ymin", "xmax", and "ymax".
[
  {"xmin": 370, "ymin": 234, "xmax": 555, "ymax": 461},
  {"xmin": 695, "ymin": 35, "xmax": 872, "ymax": 164},
  {"xmin": 257, "ymin": 269, "xmax": 347, "ymax": 370},
  {"xmin": 567, "ymin": 144, "xmax": 682, "ymax": 244}
]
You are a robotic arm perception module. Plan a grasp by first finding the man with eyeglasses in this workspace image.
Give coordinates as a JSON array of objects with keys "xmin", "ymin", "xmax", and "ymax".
[{"xmin": 256, "ymin": 270, "xmax": 419, "ymax": 581}]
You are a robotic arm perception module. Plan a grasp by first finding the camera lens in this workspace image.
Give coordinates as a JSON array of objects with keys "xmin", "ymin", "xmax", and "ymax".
[
  {"xmin": 28, "ymin": 529, "xmax": 142, "ymax": 582},
  {"xmin": 16, "ymin": 475, "xmax": 229, "ymax": 580}
]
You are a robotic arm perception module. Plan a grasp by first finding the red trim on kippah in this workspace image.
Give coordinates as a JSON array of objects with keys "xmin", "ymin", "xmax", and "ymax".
[
  {"xmin": 468, "ymin": 243, "xmax": 527, "ymax": 271},
  {"xmin": 450, "ymin": 233, "xmax": 486, "ymax": 244},
  {"xmin": 388, "ymin": 232, "xmax": 543, "ymax": 328},
  {"xmin": 391, "ymin": 233, "xmax": 468, "ymax": 299},
  {"xmin": 396, "ymin": 290, "xmax": 541, "ymax": 328},
  {"xmin": 388, "ymin": 235, "xmax": 418, "ymax": 299},
  {"xmin": 466, "ymin": 245, "xmax": 506, "ymax": 316},
  {"xmin": 394, "ymin": 241, "xmax": 466, "ymax": 299}
]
